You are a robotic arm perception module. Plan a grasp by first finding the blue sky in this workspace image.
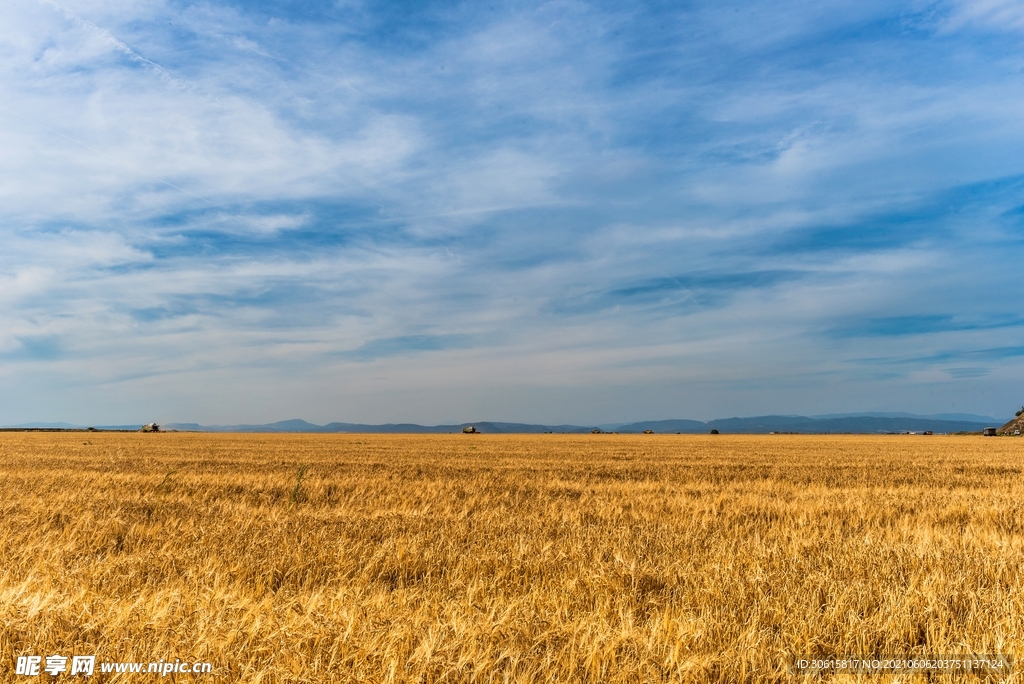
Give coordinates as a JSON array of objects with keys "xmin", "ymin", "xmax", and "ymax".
[{"xmin": 1, "ymin": 0, "xmax": 1023, "ymax": 425}]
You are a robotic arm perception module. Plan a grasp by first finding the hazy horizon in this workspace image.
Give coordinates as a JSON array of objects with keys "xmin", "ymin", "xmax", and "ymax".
[
  {"xmin": 2, "ymin": 0, "xmax": 1023, "ymax": 425},
  {"xmin": 6, "ymin": 410, "xmax": 1012, "ymax": 431}
]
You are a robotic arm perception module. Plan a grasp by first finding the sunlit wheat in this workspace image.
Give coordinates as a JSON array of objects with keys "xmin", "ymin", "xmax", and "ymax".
[{"xmin": 1, "ymin": 433, "xmax": 1020, "ymax": 682}]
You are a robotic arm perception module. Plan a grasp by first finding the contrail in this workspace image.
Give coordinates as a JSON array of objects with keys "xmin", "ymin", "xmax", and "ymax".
[{"xmin": 36, "ymin": 0, "xmax": 202, "ymax": 96}]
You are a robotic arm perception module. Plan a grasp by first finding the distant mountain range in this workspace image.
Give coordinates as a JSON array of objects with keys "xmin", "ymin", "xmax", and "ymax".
[
  {"xmin": 4, "ymin": 412, "xmax": 1006, "ymax": 434},
  {"xmin": 163, "ymin": 420, "xmax": 600, "ymax": 434},
  {"xmin": 807, "ymin": 411, "xmax": 1004, "ymax": 423},
  {"xmin": 168, "ymin": 411, "xmax": 1007, "ymax": 434}
]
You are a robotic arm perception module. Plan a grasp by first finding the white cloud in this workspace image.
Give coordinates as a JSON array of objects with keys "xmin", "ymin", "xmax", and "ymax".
[{"xmin": 943, "ymin": 0, "xmax": 1024, "ymax": 32}]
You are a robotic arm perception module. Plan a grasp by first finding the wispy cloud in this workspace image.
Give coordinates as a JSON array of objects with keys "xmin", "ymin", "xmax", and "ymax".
[
  {"xmin": 339, "ymin": 334, "xmax": 476, "ymax": 362},
  {"xmin": 942, "ymin": 0, "xmax": 1024, "ymax": 32},
  {"xmin": 827, "ymin": 316, "xmax": 1024, "ymax": 338}
]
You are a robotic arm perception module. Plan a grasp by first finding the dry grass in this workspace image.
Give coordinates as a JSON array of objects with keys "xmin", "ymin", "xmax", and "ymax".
[{"xmin": 1, "ymin": 433, "xmax": 1021, "ymax": 682}]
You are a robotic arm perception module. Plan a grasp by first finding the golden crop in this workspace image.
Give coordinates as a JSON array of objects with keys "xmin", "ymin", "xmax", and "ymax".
[{"xmin": 1, "ymin": 433, "xmax": 1021, "ymax": 682}]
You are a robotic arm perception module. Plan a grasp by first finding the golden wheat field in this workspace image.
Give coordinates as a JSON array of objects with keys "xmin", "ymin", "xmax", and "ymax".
[{"xmin": 1, "ymin": 432, "xmax": 1022, "ymax": 683}]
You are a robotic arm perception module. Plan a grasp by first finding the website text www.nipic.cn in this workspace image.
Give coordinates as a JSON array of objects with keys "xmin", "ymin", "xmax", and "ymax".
[{"xmin": 16, "ymin": 655, "xmax": 213, "ymax": 677}]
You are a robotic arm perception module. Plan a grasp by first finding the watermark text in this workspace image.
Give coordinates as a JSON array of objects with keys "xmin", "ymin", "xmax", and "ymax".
[{"xmin": 16, "ymin": 655, "xmax": 212, "ymax": 677}]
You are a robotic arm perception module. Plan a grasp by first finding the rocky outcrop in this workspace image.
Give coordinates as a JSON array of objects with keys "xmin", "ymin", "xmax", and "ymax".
[{"xmin": 998, "ymin": 409, "xmax": 1024, "ymax": 435}]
